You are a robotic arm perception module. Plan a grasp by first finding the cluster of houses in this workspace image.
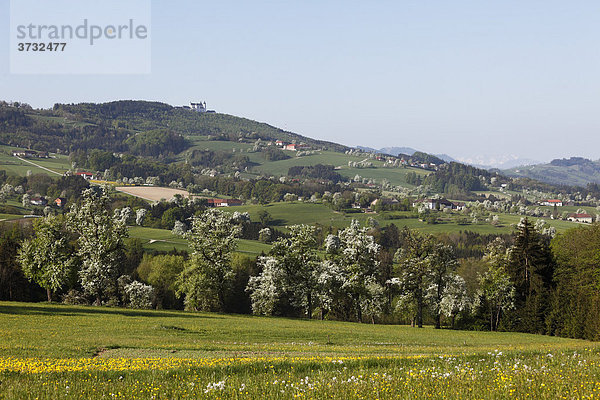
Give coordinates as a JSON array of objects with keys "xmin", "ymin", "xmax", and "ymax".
[
  {"xmin": 398, "ymin": 159, "xmax": 439, "ymax": 170},
  {"xmin": 12, "ymin": 150, "xmax": 49, "ymax": 158},
  {"xmin": 28, "ymin": 197, "xmax": 66, "ymax": 208},
  {"xmin": 348, "ymin": 196, "xmax": 466, "ymax": 213},
  {"xmin": 538, "ymin": 199, "xmax": 595, "ymax": 223},
  {"xmin": 273, "ymin": 140, "xmax": 309, "ymax": 151},
  {"xmin": 412, "ymin": 198, "xmax": 466, "ymax": 211}
]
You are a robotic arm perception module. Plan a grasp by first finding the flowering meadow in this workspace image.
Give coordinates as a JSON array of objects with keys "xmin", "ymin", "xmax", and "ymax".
[{"xmin": 1, "ymin": 302, "xmax": 600, "ymax": 399}]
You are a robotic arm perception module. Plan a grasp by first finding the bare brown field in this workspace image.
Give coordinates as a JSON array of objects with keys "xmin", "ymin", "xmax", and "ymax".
[{"xmin": 115, "ymin": 186, "xmax": 191, "ymax": 202}]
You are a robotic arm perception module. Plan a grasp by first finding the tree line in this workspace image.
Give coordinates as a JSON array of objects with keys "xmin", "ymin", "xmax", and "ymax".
[{"xmin": 3, "ymin": 186, "xmax": 600, "ymax": 341}]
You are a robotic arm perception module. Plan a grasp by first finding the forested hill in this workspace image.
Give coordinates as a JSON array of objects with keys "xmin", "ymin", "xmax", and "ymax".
[
  {"xmin": 54, "ymin": 101, "xmax": 350, "ymax": 152},
  {"xmin": 0, "ymin": 100, "xmax": 349, "ymax": 155},
  {"xmin": 504, "ymin": 157, "xmax": 600, "ymax": 187},
  {"xmin": 1, "ymin": 99, "xmax": 570, "ymax": 195}
]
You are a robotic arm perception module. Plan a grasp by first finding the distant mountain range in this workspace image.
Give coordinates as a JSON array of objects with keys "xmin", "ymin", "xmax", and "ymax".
[
  {"xmin": 359, "ymin": 143, "xmax": 600, "ymax": 187},
  {"xmin": 356, "ymin": 146, "xmax": 456, "ymax": 162},
  {"xmin": 356, "ymin": 146, "xmax": 419, "ymax": 157},
  {"xmin": 356, "ymin": 146, "xmax": 542, "ymax": 170},
  {"xmin": 457, "ymin": 155, "xmax": 541, "ymax": 170}
]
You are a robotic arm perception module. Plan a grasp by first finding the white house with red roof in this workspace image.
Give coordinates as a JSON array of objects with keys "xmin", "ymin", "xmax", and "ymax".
[
  {"xmin": 540, "ymin": 199, "xmax": 563, "ymax": 207},
  {"xmin": 567, "ymin": 213, "xmax": 593, "ymax": 223},
  {"xmin": 75, "ymin": 172, "xmax": 94, "ymax": 180}
]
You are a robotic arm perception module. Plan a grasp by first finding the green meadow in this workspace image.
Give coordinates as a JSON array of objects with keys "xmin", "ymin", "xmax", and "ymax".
[
  {"xmin": 0, "ymin": 302, "xmax": 599, "ymax": 399},
  {"xmin": 0, "ymin": 145, "xmax": 71, "ymax": 177},
  {"xmin": 128, "ymin": 226, "xmax": 271, "ymax": 256},
  {"xmin": 128, "ymin": 201, "xmax": 583, "ymax": 254},
  {"xmin": 219, "ymin": 201, "xmax": 578, "ymax": 234},
  {"xmin": 337, "ymin": 165, "xmax": 430, "ymax": 187}
]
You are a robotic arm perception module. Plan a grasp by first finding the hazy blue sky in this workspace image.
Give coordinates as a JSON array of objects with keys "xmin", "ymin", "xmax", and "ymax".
[{"xmin": 1, "ymin": 0, "xmax": 599, "ymax": 162}]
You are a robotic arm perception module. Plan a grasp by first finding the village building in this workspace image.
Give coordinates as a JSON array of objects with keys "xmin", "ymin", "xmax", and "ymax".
[
  {"xmin": 540, "ymin": 199, "xmax": 563, "ymax": 207},
  {"xmin": 283, "ymin": 143, "xmax": 308, "ymax": 151},
  {"xmin": 452, "ymin": 201, "xmax": 466, "ymax": 211},
  {"xmin": 567, "ymin": 213, "xmax": 593, "ymax": 223},
  {"xmin": 371, "ymin": 198, "xmax": 399, "ymax": 207},
  {"xmin": 75, "ymin": 172, "xmax": 94, "ymax": 180},
  {"xmin": 190, "ymin": 101, "xmax": 207, "ymax": 113},
  {"xmin": 12, "ymin": 150, "xmax": 37, "ymax": 158},
  {"xmin": 206, "ymin": 198, "xmax": 243, "ymax": 207},
  {"xmin": 413, "ymin": 198, "xmax": 465, "ymax": 211},
  {"xmin": 425, "ymin": 198, "xmax": 453, "ymax": 210},
  {"xmin": 29, "ymin": 197, "xmax": 48, "ymax": 206}
]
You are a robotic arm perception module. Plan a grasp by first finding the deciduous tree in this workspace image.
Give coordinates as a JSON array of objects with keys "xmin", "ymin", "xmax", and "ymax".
[
  {"xmin": 17, "ymin": 215, "xmax": 74, "ymax": 302},
  {"xmin": 66, "ymin": 186, "xmax": 129, "ymax": 305},
  {"xmin": 176, "ymin": 208, "xmax": 241, "ymax": 311}
]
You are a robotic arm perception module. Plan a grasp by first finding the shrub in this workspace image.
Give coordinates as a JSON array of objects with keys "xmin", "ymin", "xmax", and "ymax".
[
  {"xmin": 124, "ymin": 281, "xmax": 155, "ymax": 309},
  {"xmin": 62, "ymin": 289, "xmax": 88, "ymax": 305}
]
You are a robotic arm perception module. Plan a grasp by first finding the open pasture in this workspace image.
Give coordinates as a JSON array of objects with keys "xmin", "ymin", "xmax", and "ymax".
[
  {"xmin": 128, "ymin": 226, "xmax": 271, "ymax": 256},
  {"xmin": 223, "ymin": 201, "xmax": 578, "ymax": 234},
  {"xmin": 0, "ymin": 145, "xmax": 70, "ymax": 177},
  {"xmin": 0, "ymin": 302, "xmax": 599, "ymax": 399}
]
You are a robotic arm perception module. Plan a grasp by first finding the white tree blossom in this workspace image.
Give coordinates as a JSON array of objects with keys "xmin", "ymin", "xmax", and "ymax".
[
  {"xmin": 22, "ymin": 193, "xmax": 31, "ymax": 207},
  {"xmin": 124, "ymin": 280, "xmax": 155, "ymax": 309},
  {"xmin": 17, "ymin": 215, "xmax": 74, "ymax": 302},
  {"xmin": 283, "ymin": 193, "xmax": 298, "ymax": 202},
  {"xmin": 258, "ymin": 227, "xmax": 272, "ymax": 243},
  {"xmin": 246, "ymin": 257, "xmax": 284, "ymax": 315},
  {"xmin": 66, "ymin": 186, "xmax": 129, "ymax": 305},
  {"xmin": 247, "ymin": 225, "xmax": 320, "ymax": 318},
  {"xmin": 327, "ymin": 220, "xmax": 382, "ymax": 322},
  {"xmin": 176, "ymin": 208, "xmax": 241, "ymax": 311},
  {"xmin": 439, "ymin": 274, "xmax": 471, "ymax": 327},
  {"xmin": 172, "ymin": 220, "xmax": 188, "ymax": 236},
  {"xmin": 135, "ymin": 208, "xmax": 147, "ymax": 226}
]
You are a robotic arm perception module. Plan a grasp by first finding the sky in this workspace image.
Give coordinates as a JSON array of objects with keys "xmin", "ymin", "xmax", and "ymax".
[{"xmin": 1, "ymin": 0, "xmax": 599, "ymax": 163}]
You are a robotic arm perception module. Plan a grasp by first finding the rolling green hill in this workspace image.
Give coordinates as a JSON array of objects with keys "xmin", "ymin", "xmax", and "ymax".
[
  {"xmin": 53, "ymin": 101, "xmax": 350, "ymax": 153},
  {"xmin": 2, "ymin": 100, "xmax": 582, "ymax": 200},
  {"xmin": 504, "ymin": 157, "xmax": 600, "ymax": 187},
  {"xmin": 1, "ymin": 101, "xmax": 437, "ymax": 188}
]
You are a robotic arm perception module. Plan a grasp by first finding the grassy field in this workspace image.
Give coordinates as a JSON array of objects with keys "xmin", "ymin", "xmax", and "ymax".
[
  {"xmin": 28, "ymin": 113, "xmax": 94, "ymax": 129},
  {"xmin": 337, "ymin": 166, "xmax": 430, "ymax": 187},
  {"xmin": 0, "ymin": 145, "xmax": 71, "ymax": 177},
  {"xmin": 185, "ymin": 137, "xmax": 255, "ymax": 153},
  {"xmin": 0, "ymin": 213, "xmax": 26, "ymax": 221},
  {"xmin": 539, "ymin": 205, "xmax": 599, "ymax": 214},
  {"xmin": 0, "ymin": 301, "xmax": 599, "ymax": 399},
  {"xmin": 221, "ymin": 202, "xmax": 358, "ymax": 229},
  {"xmin": 126, "ymin": 203, "xmax": 584, "ymax": 255},
  {"xmin": 128, "ymin": 226, "xmax": 271, "ymax": 256},
  {"xmin": 178, "ymin": 139, "xmax": 432, "ymax": 186},
  {"xmin": 220, "ymin": 201, "xmax": 579, "ymax": 235},
  {"xmin": 253, "ymin": 151, "xmax": 361, "ymax": 176}
]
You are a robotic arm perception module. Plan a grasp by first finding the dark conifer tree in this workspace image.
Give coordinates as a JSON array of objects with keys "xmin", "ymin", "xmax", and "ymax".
[{"xmin": 506, "ymin": 218, "xmax": 554, "ymax": 333}]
